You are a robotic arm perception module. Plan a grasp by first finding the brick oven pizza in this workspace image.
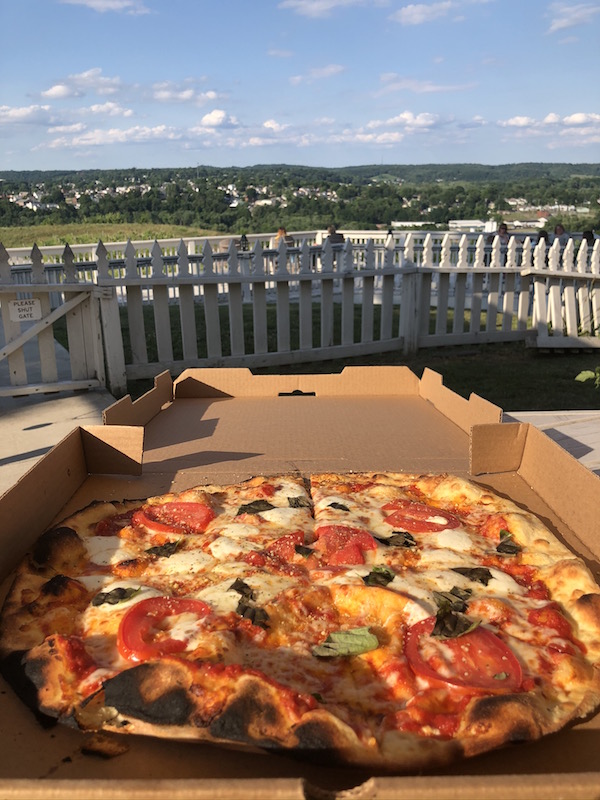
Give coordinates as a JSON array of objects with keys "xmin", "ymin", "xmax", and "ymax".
[{"xmin": 1, "ymin": 471, "xmax": 600, "ymax": 772}]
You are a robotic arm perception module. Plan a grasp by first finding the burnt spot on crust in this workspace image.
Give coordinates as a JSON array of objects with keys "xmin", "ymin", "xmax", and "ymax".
[
  {"xmin": 32, "ymin": 527, "xmax": 85, "ymax": 572},
  {"xmin": 463, "ymin": 694, "xmax": 544, "ymax": 755},
  {"xmin": 103, "ymin": 664, "xmax": 194, "ymax": 727},
  {"xmin": 209, "ymin": 679, "xmax": 286, "ymax": 747},
  {"xmin": 574, "ymin": 592, "xmax": 600, "ymax": 627}
]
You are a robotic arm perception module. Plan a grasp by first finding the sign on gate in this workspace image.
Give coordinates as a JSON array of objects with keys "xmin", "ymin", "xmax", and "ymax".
[{"xmin": 8, "ymin": 298, "xmax": 43, "ymax": 322}]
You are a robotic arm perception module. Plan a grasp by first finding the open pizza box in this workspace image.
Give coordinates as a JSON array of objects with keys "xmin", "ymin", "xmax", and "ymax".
[{"xmin": 0, "ymin": 366, "xmax": 599, "ymax": 799}]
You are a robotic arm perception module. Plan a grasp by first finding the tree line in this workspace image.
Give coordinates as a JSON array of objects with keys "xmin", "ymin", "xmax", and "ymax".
[{"xmin": 1, "ymin": 163, "xmax": 599, "ymax": 235}]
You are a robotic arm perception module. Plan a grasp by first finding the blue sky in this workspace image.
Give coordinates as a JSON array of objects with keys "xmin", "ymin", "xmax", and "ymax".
[{"xmin": 1, "ymin": 0, "xmax": 599, "ymax": 170}]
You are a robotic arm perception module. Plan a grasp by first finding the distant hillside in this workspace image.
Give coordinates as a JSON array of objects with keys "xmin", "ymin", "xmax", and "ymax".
[{"xmin": 2, "ymin": 163, "xmax": 600, "ymax": 187}]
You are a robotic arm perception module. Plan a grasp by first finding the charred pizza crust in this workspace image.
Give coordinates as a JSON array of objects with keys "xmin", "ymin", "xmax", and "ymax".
[{"xmin": 1, "ymin": 471, "xmax": 600, "ymax": 773}]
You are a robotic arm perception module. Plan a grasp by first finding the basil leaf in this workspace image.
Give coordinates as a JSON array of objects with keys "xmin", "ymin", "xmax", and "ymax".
[
  {"xmin": 432, "ymin": 608, "xmax": 479, "ymax": 639},
  {"xmin": 236, "ymin": 500, "xmax": 275, "ymax": 515},
  {"xmin": 295, "ymin": 544, "xmax": 314, "ymax": 557},
  {"xmin": 229, "ymin": 578, "xmax": 255, "ymax": 600},
  {"xmin": 236, "ymin": 601, "xmax": 269, "ymax": 629},
  {"xmin": 432, "ymin": 586, "xmax": 472, "ymax": 613},
  {"xmin": 328, "ymin": 502, "xmax": 350, "ymax": 511},
  {"xmin": 312, "ymin": 627, "xmax": 379, "ymax": 657},
  {"xmin": 363, "ymin": 565, "xmax": 395, "ymax": 587},
  {"xmin": 288, "ymin": 496, "xmax": 311, "ymax": 509},
  {"xmin": 496, "ymin": 530, "xmax": 522, "ymax": 555},
  {"xmin": 375, "ymin": 531, "xmax": 417, "ymax": 548},
  {"xmin": 451, "ymin": 567, "xmax": 493, "ymax": 585},
  {"xmin": 91, "ymin": 586, "xmax": 141, "ymax": 607},
  {"xmin": 145, "ymin": 540, "xmax": 179, "ymax": 558}
]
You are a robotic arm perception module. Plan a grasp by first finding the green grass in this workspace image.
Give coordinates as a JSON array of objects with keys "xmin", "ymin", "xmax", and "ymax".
[
  {"xmin": 96, "ymin": 302, "xmax": 600, "ymax": 411},
  {"xmin": 0, "ymin": 223, "xmax": 218, "ymax": 249}
]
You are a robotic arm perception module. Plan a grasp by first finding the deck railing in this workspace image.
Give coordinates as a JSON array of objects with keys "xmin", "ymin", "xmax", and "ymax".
[{"xmin": 1, "ymin": 230, "xmax": 598, "ymax": 397}]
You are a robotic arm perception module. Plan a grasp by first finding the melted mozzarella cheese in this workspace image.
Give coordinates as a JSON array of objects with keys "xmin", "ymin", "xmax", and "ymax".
[
  {"xmin": 84, "ymin": 536, "xmax": 139, "ymax": 566},
  {"xmin": 208, "ymin": 536, "xmax": 262, "ymax": 560},
  {"xmin": 145, "ymin": 549, "xmax": 215, "ymax": 576},
  {"xmin": 259, "ymin": 507, "xmax": 308, "ymax": 527},
  {"xmin": 427, "ymin": 528, "xmax": 473, "ymax": 552}
]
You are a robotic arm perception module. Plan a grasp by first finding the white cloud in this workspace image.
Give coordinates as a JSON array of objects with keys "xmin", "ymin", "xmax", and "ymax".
[
  {"xmin": 390, "ymin": 0, "xmax": 493, "ymax": 25},
  {"xmin": 60, "ymin": 0, "xmax": 150, "ymax": 14},
  {"xmin": 48, "ymin": 123, "xmax": 87, "ymax": 134},
  {"xmin": 45, "ymin": 125, "xmax": 179, "ymax": 149},
  {"xmin": 367, "ymin": 110, "xmax": 439, "ymax": 130},
  {"xmin": 42, "ymin": 68, "xmax": 122, "ymax": 100},
  {"xmin": 268, "ymin": 48, "xmax": 293, "ymax": 57},
  {"xmin": 500, "ymin": 116, "xmax": 537, "ymax": 128},
  {"xmin": 377, "ymin": 74, "xmax": 476, "ymax": 94},
  {"xmin": 547, "ymin": 2, "xmax": 600, "ymax": 33},
  {"xmin": 278, "ymin": 0, "xmax": 382, "ymax": 18},
  {"xmin": 563, "ymin": 112, "xmax": 600, "ymax": 125},
  {"xmin": 391, "ymin": 1, "xmax": 453, "ymax": 25},
  {"xmin": 0, "ymin": 105, "xmax": 53, "ymax": 124},
  {"xmin": 263, "ymin": 119, "xmax": 289, "ymax": 132},
  {"xmin": 290, "ymin": 63, "xmax": 345, "ymax": 84},
  {"xmin": 87, "ymin": 101, "xmax": 134, "ymax": 117},
  {"xmin": 152, "ymin": 81, "xmax": 218, "ymax": 105}
]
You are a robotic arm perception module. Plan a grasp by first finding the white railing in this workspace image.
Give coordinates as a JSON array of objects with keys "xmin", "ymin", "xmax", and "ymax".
[{"xmin": 1, "ymin": 231, "xmax": 598, "ymax": 397}]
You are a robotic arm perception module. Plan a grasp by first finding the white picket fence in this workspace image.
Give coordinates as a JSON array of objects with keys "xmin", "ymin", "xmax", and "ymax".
[{"xmin": 0, "ymin": 230, "xmax": 599, "ymax": 398}]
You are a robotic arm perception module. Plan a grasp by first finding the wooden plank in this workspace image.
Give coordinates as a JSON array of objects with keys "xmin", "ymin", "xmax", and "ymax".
[
  {"xmin": 435, "ymin": 272, "xmax": 450, "ymax": 336},
  {"xmin": 452, "ymin": 273, "xmax": 467, "ymax": 335},
  {"xmin": 563, "ymin": 278, "xmax": 579, "ymax": 337},
  {"xmin": 0, "ymin": 293, "xmax": 27, "ymax": 385},
  {"xmin": 320, "ymin": 278, "xmax": 334, "ymax": 347},
  {"xmin": 341, "ymin": 275, "xmax": 354, "ymax": 346},
  {"xmin": 276, "ymin": 281, "xmax": 291, "ymax": 352},
  {"xmin": 33, "ymin": 291, "xmax": 58, "ymax": 383},
  {"xmin": 64, "ymin": 292, "xmax": 88, "ymax": 380},
  {"xmin": 486, "ymin": 272, "xmax": 500, "ymax": 333},
  {"xmin": 517, "ymin": 273, "xmax": 530, "ymax": 331},
  {"xmin": 228, "ymin": 283, "xmax": 245, "ymax": 357},
  {"xmin": 179, "ymin": 284, "xmax": 198, "ymax": 361},
  {"xmin": 501, "ymin": 272, "xmax": 516, "ymax": 332},
  {"xmin": 99, "ymin": 290, "xmax": 127, "ymax": 396},
  {"xmin": 126, "ymin": 285, "xmax": 147, "ymax": 364},
  {"xmin": 361, "ymin": 275, "xmax": 375, "ymax": 344},
  {"xmin": 547, "ymin": 277, "xmax": 563, "ymax": 336},
  {"xmin": 298, "ymin": 278, "xmax": 313, "ymax": 352},
  {"xmin": 252, "ymin": 282, "xmax": 268, "ymax": 354},
  {"xmin": 152, "ymin": 284, "xmax": 174, "ymax": 363},
  {"xmin": 202, "ymin": 284, "xmax": 222, "ymax": 358},
  {"xmin": 470, "ymin": 273, "xmax": 483, "ymax": 333},
  {"xmin": 380, "ymin": 273, "xmax": 395, "ymax": 341}
]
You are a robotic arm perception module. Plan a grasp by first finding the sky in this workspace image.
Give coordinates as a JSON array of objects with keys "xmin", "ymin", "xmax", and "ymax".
[{"xmin": 1, "ymin": 0, "xmax": 599, "ymax": 171}]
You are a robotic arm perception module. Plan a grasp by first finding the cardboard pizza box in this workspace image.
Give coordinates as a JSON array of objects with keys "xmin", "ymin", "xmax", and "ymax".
[{"xmin": 0, "ymin": 365, "xmax": 599, "ymax": 800}]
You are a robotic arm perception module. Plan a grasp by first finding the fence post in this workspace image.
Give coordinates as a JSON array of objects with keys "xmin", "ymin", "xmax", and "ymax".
[{"xmin": 96, "ymin": 240, "xmax": 127, "ymax": 397}]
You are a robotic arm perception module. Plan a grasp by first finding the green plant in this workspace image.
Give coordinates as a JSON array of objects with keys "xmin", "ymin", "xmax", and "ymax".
[{"xmin": 575, "ymin": 367, "xmax": 600, "ymax": 389}]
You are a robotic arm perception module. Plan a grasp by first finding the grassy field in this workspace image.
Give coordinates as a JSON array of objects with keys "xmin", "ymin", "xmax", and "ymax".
[
  {"xmin": 249, "ymin": 343, "xmax": 600, "ymax": 412},
  {"xmin": 0, "ymin": 223, "xmax": 218, "ymax": 249}
]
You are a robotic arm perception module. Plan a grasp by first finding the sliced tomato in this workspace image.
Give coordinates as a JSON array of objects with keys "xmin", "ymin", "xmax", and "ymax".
[
  {"xmin": 383, "ymin": 500, "xmax": 460, "ymax": 533},
  {"xmin": 95, "ymin": 510, "xmax": 136, "ymax": 537},
  {"xmin": 528, "ymin": 605, "xmax": 574, "ymax": 642},
  {"xmin": 314, "ymin": 524, "xmax": 377, "ymax": 565},
  {"xmin": 117, "ymin": 596, "xmax": 212, "ymax": 662},
  {"xmin": 266, "ymin": 530, "xmax": 305, "ymax": 560},
  {"xmin": 132, "ymin": 502, "xmax": 216, "ymax": 535},
  {"xmin": 405, "ymin": 616, "xmax": 522, "ymax": 692}
]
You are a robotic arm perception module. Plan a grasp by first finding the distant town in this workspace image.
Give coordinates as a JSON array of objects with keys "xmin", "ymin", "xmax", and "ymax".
[{"xmin": 1, "ymin": 163, "xmax": 598, "ymax": 238}]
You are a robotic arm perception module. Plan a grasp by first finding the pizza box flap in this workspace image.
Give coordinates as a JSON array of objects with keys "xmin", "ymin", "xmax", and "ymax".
[
  {"xmin": 172, "ymin": 365, "xmax": 422, "ymax": 398},
  {"xmin": 103, "ymin": 370, "xmax": 174, "ymax": 427}
]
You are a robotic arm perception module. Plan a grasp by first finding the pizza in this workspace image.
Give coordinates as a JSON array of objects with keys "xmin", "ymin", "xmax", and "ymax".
[{"xmin": 1, "ymin": 471, "xmax": 600, "ymax": 773}]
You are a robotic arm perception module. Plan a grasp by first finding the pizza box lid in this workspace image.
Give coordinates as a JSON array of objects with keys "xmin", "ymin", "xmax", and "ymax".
[{"xmin": 1, "ymin": 366, "xmax": 600, "ymax": 799}]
